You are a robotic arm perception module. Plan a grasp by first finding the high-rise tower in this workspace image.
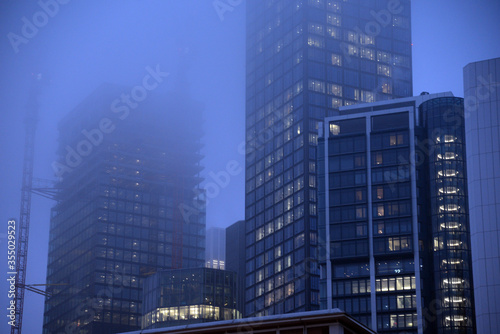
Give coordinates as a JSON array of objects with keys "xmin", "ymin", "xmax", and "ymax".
[
  {"xmin": 243, "ymin": 0, "xmax": 412, "ymax": 317},
  {"xmin": 464, "ymin": 57, "xmax": 500, "ymax": 334},
  {"xmin": 318, "ymin": 93, "xmax": 475, "ymax": 333},
  {"xmin": 43, "ymin": 83, "xmax": 206, "ymax": 333}
]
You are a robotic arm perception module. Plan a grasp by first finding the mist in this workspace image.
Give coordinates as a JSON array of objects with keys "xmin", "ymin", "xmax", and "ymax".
[{"xmin": 1, "ymin": 0, "xmax": 499, "ymax": 333}]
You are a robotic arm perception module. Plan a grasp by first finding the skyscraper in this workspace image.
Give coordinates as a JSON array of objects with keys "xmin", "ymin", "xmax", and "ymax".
[
  {"xmin": 463, "ymin": 57, "xmax": 500, "ymax": 334},
  {"xmin": 225, "ymin": 220, "xmax": 246, "ymax": 316},
  {"xmin": 206, "ymin": 227, "xmax": 226, "ymax": 270},
  {"xmin": 243, "ymin": 0, "xmax": 412, "ymax": 317},
  {"xmin": 318, "ymin": 93, "xmax": 475, "ymax": 333},
  {"xmin": 43, "ymin": 83, "xmax": 206, "ymax": 333}
]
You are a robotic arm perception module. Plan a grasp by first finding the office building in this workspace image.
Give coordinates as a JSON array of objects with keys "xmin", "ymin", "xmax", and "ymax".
[
  {"xmin": 225, "ymin": 220, "xmax": 246, "ymax": 316},
  {"xmin": 141, "ymin": 267, "xmax": 240, "ymax": 329},
  {"xmin": 124, "ymin": 309, "xmax": 376, "ymax": 334},
  {"xmin": 463, "ymin": 57, "xmax": 500, "ymax": 334},
  {"xmin": 206, "ymin": 227, "xmax": 226, "ymax": 270},
  {"xmin": 43, "ymin": 84, "xmax": 206, "ymax": 333},
  {"xmin": 318, "ymin": 93, "xmax": 475, "ymax": 333},
  {"xmin": 244, "ymin": 0, "xmax": 413, "ymax": 317}
]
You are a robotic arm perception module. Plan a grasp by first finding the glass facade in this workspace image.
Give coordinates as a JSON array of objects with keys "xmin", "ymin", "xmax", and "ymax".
[
  {"xmin": 225, "ymin": 220, "xmax": 246, "ymax": 316},
  {"xmin": 421, "ymin": 97, "xmax": 475, "ymax": 333},
  {"xmin": 141, "ymin": 268, "xmax": 240, "ymax": 329},
  {"xmin": 43, "ymin": 85, "xmax": 206, "ymax": 334},
  {"xmin": 319, "ymin": 94, "xmax": 475, "ymax": 334},
  {"xmin": 464, "ymin": 57, "xmax": 500, "ymax": 334},
  {"xmin": 244, "ymin": 0, "xmax": 412, "ymax": 317},
  {"xmin": 206, "ymin": 227, "xmax": 226, "ymax": 270}
]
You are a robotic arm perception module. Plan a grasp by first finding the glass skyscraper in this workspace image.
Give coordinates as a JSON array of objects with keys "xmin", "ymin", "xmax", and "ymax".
[
  {"xmin": 463, "ymin": 57, "xmax": 500, "ymax": 334},
  {"xmin": 205, "ymin": 227, "xmax": 226, "ymax": 270},
  {"xmin": 43, "ymin": 84, "xmax": 206, "ymax": 333},
  {"xmin": 318, "ymin": 93, "xmax": 475, "ymax": 333},
  {"xmin": 244, "ymin": 0, "xmax": 412, "ymax": 317}
]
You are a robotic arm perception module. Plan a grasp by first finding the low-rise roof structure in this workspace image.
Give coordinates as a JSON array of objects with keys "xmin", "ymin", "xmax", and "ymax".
[{"xmin": 121, "ymin": 309, "xmax": 376, "ymax": 334}]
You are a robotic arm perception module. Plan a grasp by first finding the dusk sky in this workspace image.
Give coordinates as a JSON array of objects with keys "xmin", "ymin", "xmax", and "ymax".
[{"xmin": 0, "ymin": 1, "xmax": 499, "ymax": 333}]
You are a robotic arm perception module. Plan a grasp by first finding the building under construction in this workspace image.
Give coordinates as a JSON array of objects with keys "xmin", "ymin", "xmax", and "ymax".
[{"xmin": 42, "ymin": 83, "xmax": 206, "ymax": 333}]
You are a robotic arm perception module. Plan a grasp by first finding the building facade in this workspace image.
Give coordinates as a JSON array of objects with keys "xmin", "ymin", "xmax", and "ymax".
[
  {"xmin": 318, "ymin": 93, "xmax": 475, "ymax": 333},
  {"xmin": 225, "ymin": 220, "xmax": 246, "ymax": 316},
  {"xmin": 244, "ymin": 0, "xmax": 413, "ymax": 317},
  {"xmin": 124, "ymin": 309, "xmax": 376, "ymax": 334},
  {"xmin": 463, "ymin": 57, "xmax": 500, "ymax": 334},
  {"xmin": 206, "ymin": 227, "xmax": 226, "ymax": 270},
  {"xmin": 43, "ymin": 84, "xmax": 206, "ymax": 333},
  {"xmin": 141, "ymin": 268, "xmax": 240, "ymax": 329}
]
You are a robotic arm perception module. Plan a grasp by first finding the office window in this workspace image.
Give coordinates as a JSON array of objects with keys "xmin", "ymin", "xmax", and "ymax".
[
  {"xmin": 327, "ymin": 13, "xmax": 341, "ymax": 26},
  {"xmin": 331, "ymin": 53, "xmax": 342, "ymax": 66},
  {"xmin": 328, "ymin": 83, "xmax": 342, "ymax": 96}
]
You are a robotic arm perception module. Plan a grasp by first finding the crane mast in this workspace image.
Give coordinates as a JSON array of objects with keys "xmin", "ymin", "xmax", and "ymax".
[{"xmin": 11, "ymin": 73, "xmax": 44, "ymax": 334}]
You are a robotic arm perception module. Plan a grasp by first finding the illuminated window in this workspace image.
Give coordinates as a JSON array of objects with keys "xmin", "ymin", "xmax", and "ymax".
[
  {"xmin": 376, "ymin": 187, "xmax": 384, "ymax": 199},
  {"xmin": 443, "ymin": 278, "xmax": 464, "ymax": 286},
  {"xmin": 438, "ymin": 169, "xmax": 459, "ymax": 177},
  {"xmin": 376, "ymin": 205, "xmax": 385, "ymax": 217},
  {"xmin": 445, "ymin": 315, "xmax": 466, "ymax": 327},
  {"xmin": 330, "ymin": 98, "xmax": 342, "ymax": 109},
  {"xmin": 327, "ymin": 14, "xmax": 341, "ymax": 26},
  {"xmin": 308, "ymin": 79, "xmax": 326, "ymax": 93},
  {"xmin": 440, "ymin": 222, "xmax": 460, "ymax": 230},
  {"xmin": 434, "ymin": 237, "xmax": 443, "ymax": 251},
  {"xmin": 274, "ymin": 245, "xmax": 283, "ymax": 259},
  {"xmin": 374, "ymin": 153, "xmax": 383, "ymax": 165},
  {"xmin": 275, "ymin": 259, "xmax": 283, "ymax": 273},
  {"xmin": 388, "ymin": 237, "xmax": 400, "ymax": 251},
  {"xmin": 438, "ymin": 186, "xmax": 458, "ymax": 194},
  {"xmin": 360, "ymin": 34, "xmax": 374, "ymax": 45},
  {"xmin": 437, "ymin": 152, "xmax": 457, "ymax": 160},
  {"xmin": 328, "ymin": 83, "xmax": 342, "ymax": 96},
  {"xmin": 356, "ymin": 207, "xmax": 366, "ymax": 219},
  {"xmin": 377, "ymin": 51, "xmax": 391, "ymax": 63},
  {"xmin": 444, "ymin": 296, "xmax": 465, "ymax": 306},
  {"xmin": 308, "ymin": 36, "xmax": 325, "ymax": 48},
  {"xmin": 378, "ymin": 64, "xmax": 392, "ymax": 77},
  {"xmin": 330, "ymin": 123, "xmax": 340, "ymax": 135},
  {"xmin": 327, "ymin": 1, "xmax": 341, "ymax": 12},
  {"xmin": 346, "ymin": 44, "xmax": 359, "ymax": 57},
  {"xmin": 444, "ymin": 135, "xmax": 455, "ymax": 142},
  {"xmin": 381, "ymin": 81, "xmax": 392, "ymax": 94},
  {"xmin": 308, "ymin": 23, "xmax": 324, "ymax": 35},
  {"xmin": 331, "ymin": 53, "xmax": 342, "ymax": 66},
  {"xmin": 377, "ymin": 223, "xmax": 384, "ymax": 234},
  {"xmin": 447, "ymin": 239, "xmax": 462, "ymax": 248},
  {"xmin": 256, "ymin": 227, "xmax": 265, "ymax": 241},
  {"xmin": 327, "ymin": 26, "xmax": 341, "ymax": 39},
  {"xmin": 346, "ymin": 31, "xmax": 358, "ymax": 43},
  {"xmin": 442, "ymin": 258, "xmax": 462, "ymax": 266},
  {"xmin": 361, "ymin": 90, "xmax": 374, "ymax": 102},
  {"xmin": 439, "ymin": 204, "xmax": 459, "ymax": 212}
]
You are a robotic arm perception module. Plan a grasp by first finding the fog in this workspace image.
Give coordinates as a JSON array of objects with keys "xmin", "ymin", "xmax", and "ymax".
[{"xmin": 0, "ymin": 0, "xmax": 499, "ymax": 333}]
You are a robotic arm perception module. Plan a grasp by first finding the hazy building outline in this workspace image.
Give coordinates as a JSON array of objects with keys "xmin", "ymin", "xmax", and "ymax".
[{"xmin": 42, "ymin": 83, "xmax": 206, "ymax": 333}]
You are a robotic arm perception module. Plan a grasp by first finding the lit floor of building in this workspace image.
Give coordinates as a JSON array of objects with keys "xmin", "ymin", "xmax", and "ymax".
[{"xmin": 121, "ymin": 309, "xmax": 375, "ymax": 334}]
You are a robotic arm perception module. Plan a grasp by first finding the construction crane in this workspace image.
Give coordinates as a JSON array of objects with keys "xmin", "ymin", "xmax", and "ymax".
[{"xmin": 11, "ymin": 73, "xmax": 47, "ymax": 334}]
